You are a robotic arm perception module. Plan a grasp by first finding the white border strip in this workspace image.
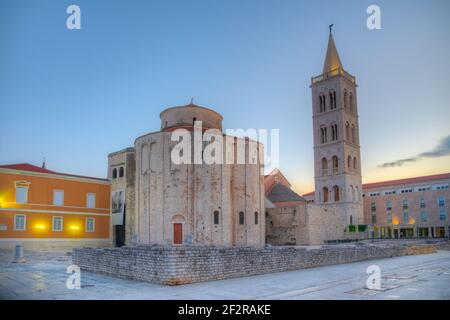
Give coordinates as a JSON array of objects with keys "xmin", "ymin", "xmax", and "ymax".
[
  {"xmin": 0, "ymin": 208, "xmax": 110, "ymax": 217},
  {"xmin": 1, "ymin": 202, "xmax": 109, "ymax": 211},
  {"xmin": 0, "ymin": 168, "xmax": 110, "ymax": 185},
  {"xmin": 0, "ymin": 238, "xmax": 111, "ymax": 242}
]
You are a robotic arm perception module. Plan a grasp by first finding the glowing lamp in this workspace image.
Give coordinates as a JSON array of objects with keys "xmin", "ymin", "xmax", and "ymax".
[
  {"xmin": 34, "ymin": 224, "xmax": 46, "ymax": 231},
  {"xmin": 70, "ymin": 225, "xmax": 80, "ymax": 231}
]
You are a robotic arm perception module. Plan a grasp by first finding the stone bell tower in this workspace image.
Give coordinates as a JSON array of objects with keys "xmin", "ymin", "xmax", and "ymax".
[{"xmin": 310, "ymin": 27, "xmax": 363, "ymax": 226}]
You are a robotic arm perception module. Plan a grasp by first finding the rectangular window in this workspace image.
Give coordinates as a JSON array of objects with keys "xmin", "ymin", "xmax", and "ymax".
[
  {"xmin": 53, "ymin": 190, "xmax": 64, "ymax": 206},
  {"xmin": 439, "ymin": 210, "xmax": 447, "ymax": 221},
  {"xmin": 420, "ymin": 198, "xmax": 426, "ymax": 209},
  {"xmin": 386, "ymin": 200, "xmax": 392, "ymax": 211},
  {"xmin": 14, "ymin": 215, "xmax": 26, "ymax": 231},
  {"xmin": 255, "ymin": 212, "xmax": 259, "ymax": 225},
  {"xmin": 438, "ymin": 196, "xmax": 445, "ymax": 207},
  {"xmin": 402, "ymin": 199, "xmax": 408, "ymax": 210},
  {"xmin": 403, "ymin": 211, "xmax": 409, "ymax": 224},
  {"xmin": 386, "ymin": 212, "xmax": 392, "ymax": 224},
  {"xmin": 86, "ymin": 193, "xmax": 96, "ymax": 208},
  {"xmin": 86, "ymin": 218, "xmax": 95, "ymax": 232},
  {"xmin": 371, "ymin": 202, "xmax": 376, "ymax": 212},
  {"xmin": 15, "ymin": 186, "xmax": 28, "ymax": 204},
  {"xmin": 52, "ymin": 216, "xmax": 63, "ymax": 232},
  {"xmin": 420, "ymin": 211, "xmax": 428, "ymax": 223},
  {"xmin": 371, "ymin": 214, "xmax": 377, "ymax": 224}
]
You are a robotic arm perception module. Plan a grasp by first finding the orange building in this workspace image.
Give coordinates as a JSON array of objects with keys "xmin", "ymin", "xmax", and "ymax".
[{"xmin": 0, "ymin": 163, "xmax": 111, "ymax": 249}]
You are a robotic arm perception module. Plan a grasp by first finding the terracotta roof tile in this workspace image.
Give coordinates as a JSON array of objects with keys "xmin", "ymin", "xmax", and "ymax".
[{"xmin": 0, "ymin": 163, "xmax": 109, "ymax": 182}]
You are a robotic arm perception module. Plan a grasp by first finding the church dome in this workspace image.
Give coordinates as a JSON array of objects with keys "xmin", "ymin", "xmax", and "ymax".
[{"xmin": 160, "ymin": 103, "xmax": 223, "ymax": 131}]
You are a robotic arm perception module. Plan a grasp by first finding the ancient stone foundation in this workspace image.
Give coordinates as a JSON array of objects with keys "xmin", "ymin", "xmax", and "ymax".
[{"xmin": 72, "ymin": 241, "xmax": 445, "ymax": 285}]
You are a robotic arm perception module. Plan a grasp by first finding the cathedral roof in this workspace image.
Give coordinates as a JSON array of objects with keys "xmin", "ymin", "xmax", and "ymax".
[
  {"xmin": 266, "ymin": 183, "xmax": 306, "ymax": 204},
  {"xmin": 323, "ymin": 33, "xmax": 343, "ymax": 74}
]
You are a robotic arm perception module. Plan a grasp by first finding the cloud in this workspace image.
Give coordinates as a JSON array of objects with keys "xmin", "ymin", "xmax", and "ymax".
[
  {"xmin": 418, "ymin": 135, "xmax": 450, "ymax": 158},
  {"xmin": 379, "ymin": 135, "xmax": 450, "ymax": 168},
  {"xmin": 379, "ymin": 157, "xmax": 418, "ymax": 168}
]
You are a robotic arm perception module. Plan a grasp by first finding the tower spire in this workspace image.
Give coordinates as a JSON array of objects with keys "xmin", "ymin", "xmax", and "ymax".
[{"xmin": 323, "ymin": 26, "xmax": 342, "ymax": 74}]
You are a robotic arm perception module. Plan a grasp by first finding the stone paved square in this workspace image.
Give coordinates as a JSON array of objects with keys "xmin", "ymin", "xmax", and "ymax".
[{"xmin": 1, "ymin": 248, "xmax": 449, "ymax": 300}]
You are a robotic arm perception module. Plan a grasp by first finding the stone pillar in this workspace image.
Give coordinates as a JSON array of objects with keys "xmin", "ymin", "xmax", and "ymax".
[{"xmin": 12, "ymin": 244, "xmax": 26, "ymax": 263}]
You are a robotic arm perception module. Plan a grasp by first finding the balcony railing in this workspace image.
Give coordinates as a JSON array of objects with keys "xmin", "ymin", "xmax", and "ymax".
[{"xmin": 311, "ymin": 67, "xmax": 356, "ymax": 85}]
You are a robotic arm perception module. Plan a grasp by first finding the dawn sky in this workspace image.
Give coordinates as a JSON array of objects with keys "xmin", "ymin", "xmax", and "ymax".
[{"xmin": 1, "ymin": 0, "xmax": 449, "ymax": 195}]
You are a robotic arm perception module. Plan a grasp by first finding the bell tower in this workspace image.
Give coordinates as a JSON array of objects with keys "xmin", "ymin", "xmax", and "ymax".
[{"xmin": 310, "ymin": 27, "xmax": 363, "ymax": 225}]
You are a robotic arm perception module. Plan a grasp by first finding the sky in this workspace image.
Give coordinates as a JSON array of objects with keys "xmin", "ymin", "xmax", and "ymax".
[{"xmin": 1, "ymin": 0, "xmax": 450, "ymax": 195}]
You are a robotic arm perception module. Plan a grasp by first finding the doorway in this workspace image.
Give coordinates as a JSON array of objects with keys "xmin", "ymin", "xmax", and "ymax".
[
  {"xmin": 173, "ymin": 223, "xmax": 183, "ymax": 245},
  {"xmin": 115, "ymin": 205, "xmax": 126, "ymax": 247}
]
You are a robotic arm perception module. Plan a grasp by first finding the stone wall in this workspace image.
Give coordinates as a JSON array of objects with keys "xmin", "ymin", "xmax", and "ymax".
[
  {"xmin": 266, "ymin": 203, "xmax": 359, "ymax": 246},
  {"xmin": 265, "ymin": 206, "xmax": 300, "ymax": 245},
  {"xmin": 72, "ymin": 241, "xmax": 441, "ymax": 285}
]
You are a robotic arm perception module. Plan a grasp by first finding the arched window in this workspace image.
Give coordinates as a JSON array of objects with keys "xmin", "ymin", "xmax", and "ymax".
[
  {"xmin": 333, "ymin": 91, "xmax": 337, "ymax": 109},
  {"xmin": 345, "ymin": 122, "xmax": 350, "ymax": 141},
  {"xmin": 322, "ymin": 187, "xmax": 329, "ymax": 203},
  {"xmin": 119, "ymin": 167, "xmax": 124, "ymax": 178},
  {"xmin": 347, "ymin": 155, "xmax": 352, "ymax": 169},
  {"xmin": 331, "ymin": 123, "xmax": 338, "ymax": 141},
  {"xmin": 351, "ymin": 124, "xmax": 356, "ymax": 143},
  {"xmin": 353, "ymin": 157, "xmax": 357, "ymax": 170},
  {"xmin": 355, "ymin": 186, "xmax": 359, "ymax": 202},
  {"xmin": 320, "ymin": 126, "xmax": 327, "ymax": 144},
  {"xmin": 332, "ymin": 156, "xmax": 338, "ymax": 174},
  {"xmin": 329, "ymin": 92, "xmax": 333, "ymax": 109},
  {"xmin": 213, "ymin": 210, "xmax": 219, "ymax": 224},
  {"xmin": 350, "ymin": 185, "xmax": 354, "ymax": 202},
  {"xmin": 343, "ymin": 90, "xmax": 348, "ymax": 109},
  {"xmin": 349, "ymin": 93, "xmax": 354, "ymax": 112},
  {"xmin": 333, "ymin": 185, "xmax": 340, "ymax": 202},
  {"xmin": 350, "ymin": 215, "xmax": 353, "ymax": 225},
  {"xmin": 112, "ymin": 168, "xmax": 117, "ymax": 179},
  {"xmin": 254, "ymin": 212, "xmax": 258, "ymax": 224},
  {"xmin": 319, "ymin": 95, "xmax": 324, "ymax": 113},
  {"xmin": 322, "ymin": 157, "xmax": 328, "ymax": 175},
  {"xmin": 239, "ymin": 211, "xmax": 245, "ymax": 225},
  {"xmin": 319, "ymin": 94, "xmax": 326, "ymax": 112}
]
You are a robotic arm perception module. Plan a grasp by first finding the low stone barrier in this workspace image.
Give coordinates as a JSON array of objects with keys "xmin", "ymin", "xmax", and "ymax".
[{"xmin": 72, "ymin": 241, "xmax": 441, "ymax": 285}]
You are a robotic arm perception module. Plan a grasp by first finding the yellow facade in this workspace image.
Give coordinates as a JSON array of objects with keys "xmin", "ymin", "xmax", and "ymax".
[{"xmin": 0, "ymin": 164, "xmax": 111, "ymax": 249}]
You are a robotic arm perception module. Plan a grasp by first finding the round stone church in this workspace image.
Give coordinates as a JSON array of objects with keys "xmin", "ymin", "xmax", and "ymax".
[{"xmin": 108, "ymin": 103, "xmax": 265, "ymax": 247}]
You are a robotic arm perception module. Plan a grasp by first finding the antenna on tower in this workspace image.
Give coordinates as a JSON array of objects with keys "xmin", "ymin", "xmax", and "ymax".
[
  {"xmin": 329, "ymin": 24, "xmax": 334, "ymax": 34},
  {"xmin": 42, "ymin": 157, "xmax": 46, "ymax": 169}
]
